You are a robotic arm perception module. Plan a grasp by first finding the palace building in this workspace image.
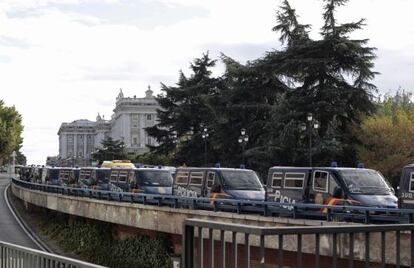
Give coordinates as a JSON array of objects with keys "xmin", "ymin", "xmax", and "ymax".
[{"xmin": 57, "ymin": 87, "xmax": 159, "ymax": 166}]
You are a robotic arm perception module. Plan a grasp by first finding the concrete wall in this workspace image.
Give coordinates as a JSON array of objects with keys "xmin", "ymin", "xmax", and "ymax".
[{"xmin": 11, "ymin": 183, "xmax": 411, "ymax": 266}]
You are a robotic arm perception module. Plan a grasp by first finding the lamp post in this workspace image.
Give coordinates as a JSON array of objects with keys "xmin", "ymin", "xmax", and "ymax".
[
  {"xmin": 301, "ymin": 113, "xmax": 319, "ymax": 167},
  {"xmin": 120, "ymin": 143, "xmax": 125, "ymax": 160},
  {"xmin": 172, "ymin": 133, "xmax": 178, "ymax": 145},
  {"xmin": 201, "ymin": 127, "xmax": 209, "ymax": 166},
  {"xmin": 238, "ymin": 128, "xmax": 249, "ymax": 165},
  {"xmin": 9, "ymin": 151, "xmax": 16, "ymax": 177}
]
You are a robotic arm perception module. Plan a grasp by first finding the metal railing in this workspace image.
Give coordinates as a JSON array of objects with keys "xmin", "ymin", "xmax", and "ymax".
[
  {"xmin": 12, "ymin": 178, "xmax": 414, "ymax": 224},
  {"xmin": 183, "ymin": 219, "xmax": 414, "ymax": 268},
  {"xmin": 0, "ymin": 240, "xmax": 106, "ymax": 268}
]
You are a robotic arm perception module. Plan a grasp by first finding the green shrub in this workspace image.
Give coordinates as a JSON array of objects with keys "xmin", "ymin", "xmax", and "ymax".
[{"xmin": 37, "ymin": 212, "xmax": 172, "ymax": 267}]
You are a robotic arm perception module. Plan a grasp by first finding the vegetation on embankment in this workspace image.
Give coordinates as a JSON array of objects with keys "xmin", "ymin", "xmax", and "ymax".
[{"xmin": 38, "ymin": 211, "xmax": 173, "ymax": 268}]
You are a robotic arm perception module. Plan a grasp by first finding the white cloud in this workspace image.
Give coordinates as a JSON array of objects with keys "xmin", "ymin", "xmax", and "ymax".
[{"xmin": 0, "ymin": 0, "xmax": 413, "ymax": 164}]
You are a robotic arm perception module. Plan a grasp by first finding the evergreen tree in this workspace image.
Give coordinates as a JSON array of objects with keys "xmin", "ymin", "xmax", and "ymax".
[
  {"xmin": 206, "ymin": 55, "xmax": 285, "ymax": 176},
  {"xmin": 146, "ymin": 0, "xmax": 378, "ymax": 172},
  {"xmin": 92, "ymin": 137, "xmax": 127, "ymax": 164},
  {"xmin": 263, "ymin": 0, "xmax": 377, "ymax": 166},
  {"xmin": 15, "ymin": 146, "xmax": 26, "ymax": 165},
  {"xmin": 146, "ymin": 53, "xmax": 220, "ymax": 166},
  {"xmin": 272, "ymin": 0, "xmax": 310, "ymax": 46}
]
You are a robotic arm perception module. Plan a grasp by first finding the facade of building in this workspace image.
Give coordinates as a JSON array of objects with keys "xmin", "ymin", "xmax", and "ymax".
[{"xmin": 57, "ymin": 87, "xmax": 159, "ymax": 166}]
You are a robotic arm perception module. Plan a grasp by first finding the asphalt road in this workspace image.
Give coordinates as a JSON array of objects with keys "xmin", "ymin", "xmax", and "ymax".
[{"xmin": 0, "ymin": 173, "xmax": 39, "ymax": 249}]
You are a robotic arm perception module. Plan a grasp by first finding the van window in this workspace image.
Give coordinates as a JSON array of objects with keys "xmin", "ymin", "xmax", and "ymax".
[
  {"xmin": 137, "ymin": 170, "xmax": 172, "ymax": 186},
  {"xmin": 128, "ymin": 171, "xmax": 135, "ymax": 184},
  {"xmin": 329, "ymin": 175, "xmax": 338, "ymax": 195},
  {"xmin": 339, "ymin": 169, "xmax": 391, "ymax": 194},
  {"xmin": 59, "ymin": 170, "xmax": 70, "ymax": 180},
  {"xmin": 313, "ymin": 171, "xmax": 328, "ymax": 193},
  {"xmin": 176, "ymin": 171, "xmax": 189, "ymax": 185},
  {"xmin": 119, "ymin": 171, "xmax": 128, "ymax": 182},
  {"xmin": 110, "ymin": 171, "xmax": 118, "ymax": 182},
  {"xmin": 221, "ymin": 170, "xmax": 263, "ymax": 190},
  {"xmin": 80, "ymin": 170, "xmax": 91, "ymax": 180},
  {"xmin": 284, "ymin": 173, "xmax": 305, "ymax": 189},
  {"xmin": 190, "ymin": 172, "xmax": 203, "ymax": 186},
  {"xmin": 271, "ymin": 172, "xmax": 283, "ymax": 188},
  {"xmin": 207, "ymin": 172, "xmax": 215, "ymax": 188},
  {"xmin": 90, "ymin": 170, "xmax": 96, "ymax": 183},
  {"xmin": 410, "ymin": 173, "xmax": 414, "ymax": 192},
  {"xmin": 41, "ymin": 169, "xmax": 47, "ymax": 182}
]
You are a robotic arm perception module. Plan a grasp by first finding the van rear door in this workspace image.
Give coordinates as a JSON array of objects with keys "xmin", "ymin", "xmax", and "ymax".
[
  {"xmin": 187, "ymin": 171, "xmax": 204, "ymax": 197},
  {"xmin": 308, "ymin": 170, "xmax": 330, "ymax": 204},
  {"xmin": 308, "ymin": 170, "xmax": 341, "ymax": 207},
  {"xmin": 174, "ymin": 170, "xmax": 201, "ymax": 198},
  {"xmin": 399, "ymin": 166, "xmax": 414, "ymax": 208},
  {"xmin": 204, "ymin": 171, "xmax": 217, "ymax": 197}
]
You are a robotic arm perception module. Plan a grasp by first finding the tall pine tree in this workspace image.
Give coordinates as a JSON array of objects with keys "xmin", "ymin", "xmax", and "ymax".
[
  {"xmin": 146, "ymin": 53, "xmax": 220, "ymax": 166},
  {"xmin": 263, "ymin": 0, "xmax": 377, "ymax": 166},
  {"xmin": 206, "ymin": 55, "xmax": 286, "ymax": 175}
]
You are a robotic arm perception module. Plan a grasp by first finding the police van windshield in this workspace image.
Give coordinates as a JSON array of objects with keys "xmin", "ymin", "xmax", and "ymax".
[
  {"xmin": 339, "ymin": 169, "xmax": 392, "ymax": 195},
  {"xmin": 221, "ymin": 170, "xmax": 263, "ymax": 191},
  {"xmin": 137, "ymin": 170, "xmax": 173, "ymax": 187}
]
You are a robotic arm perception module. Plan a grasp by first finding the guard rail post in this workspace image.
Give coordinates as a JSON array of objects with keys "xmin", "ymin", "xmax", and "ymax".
[{"xmin": 182, "ymin": 222, "xmax": 194, "ymax": 268}]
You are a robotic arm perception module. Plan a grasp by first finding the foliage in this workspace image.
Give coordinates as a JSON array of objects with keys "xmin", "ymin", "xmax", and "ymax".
[
  {"xmin": 4, "ymin": 145, "xmax": 26, "ymax": 165},
  {"xmin": 146, "ymin": 52, "xmax": 220, "ymax": 166},
  {"xmin": 272, "ymin": 0, "xmax": 310, "ymax": 46},
  {"xmin": 355, "ymin": 90, "xmax": 414, "ymax": 187},
  {"xmin": 109, "ymin": 234, "xmax": 172, "ymax": 268},
  {"xmin": 92, "ymin": 137, "xmax": 127, "ymax": 164},
  {"xmin": 0, "ymin": 100, "xmax": 25, "ymax": 165},
  {"xmin": 205, "ymin": 55, "xmax": 286, "ymax": 176},
  {"xmin": 133, "ymin": 151, "xmax": 174, "ymax": 166},
  {"xmin": 38, "ymin": 211, "xmax": 172, "ymax": 268},
  {"xmin": 15, "ymin": 147, "xmax": 27, "ymax": 165},
  {"xmin": 147, "ymin": 0, "xmax": 377, "ymax": 173},
  {"xmin": 257, "ymin": 0, "xmax": 377, "ymax": 167}
]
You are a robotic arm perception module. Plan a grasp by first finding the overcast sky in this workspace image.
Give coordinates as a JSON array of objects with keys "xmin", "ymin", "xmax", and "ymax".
[{"xmin": 1, "ymin": 0, "xmax": 413, "ymax": 164}]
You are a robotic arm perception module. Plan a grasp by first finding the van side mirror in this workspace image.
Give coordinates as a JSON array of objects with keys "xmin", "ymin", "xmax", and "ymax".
[
  {"xmin": 211, "ymin": 184, "xmax": 221, "ymax": 193},
  {"xmin": 333, "ymin": 187, "xmax": 343, "ymax": 198}
]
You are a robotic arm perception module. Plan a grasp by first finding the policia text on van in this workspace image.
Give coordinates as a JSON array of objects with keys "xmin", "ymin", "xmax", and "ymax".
[{"xmin": 266, "ymin": 166, "xmax": 398, "ymax": 209}]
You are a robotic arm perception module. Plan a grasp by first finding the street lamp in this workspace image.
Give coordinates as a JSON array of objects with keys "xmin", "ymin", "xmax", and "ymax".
[
  {"xmin": 238, "ymin": 128, "xmax": 249, "ymax": 165},
  {"xmin": 301, "ymin": 113, "xmax": 319, "ymax": 167},
  {"xmin": 172, "ymin": 133, "xmax": 178, "ymax": 145},
  {"xmin": 9, "ymin": 151, "xmax": 16, "ymax": 177},
  {"xmin": 201, "ymin": 127, "xmax": 209, "ymax": 166}
]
